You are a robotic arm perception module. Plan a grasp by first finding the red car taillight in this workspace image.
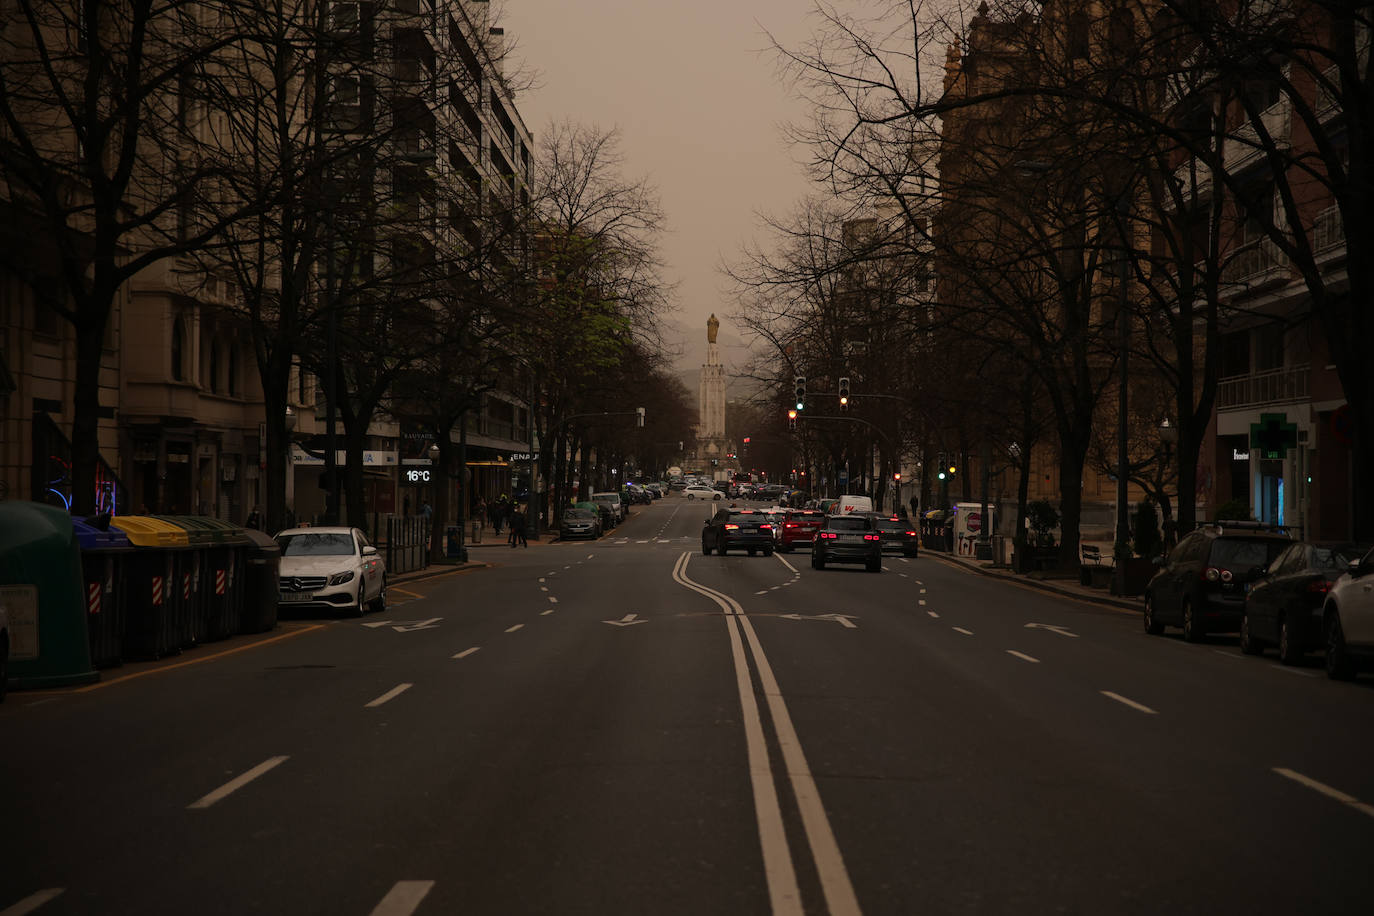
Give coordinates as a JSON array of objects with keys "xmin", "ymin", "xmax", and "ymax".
[
  {"xmin": 724, "ymin": 524, "xmax": 739, "ymax": 530},
  {"xmin": 905, "ymin": 531, "xmax": 916, "ymax": 537},
  {"xmin": 761, "ymin": 524, "xmax": 773, "ymax": 530},
  {"xmin": 785, "ymin": 523, "xmax": 797, "ymax": 528},
  {"xmin": 820, "ymin": 532, "xmax": 837, "ymax": 539},
  {"xmin": 863, "ymin": 534, "xmax": 880, "ymax": 541},
  {"xmin": 1307, "ymin": 579, "xmax": 1332, "ymax": 595}
]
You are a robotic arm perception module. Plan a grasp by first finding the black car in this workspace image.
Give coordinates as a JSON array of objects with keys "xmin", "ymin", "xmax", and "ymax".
[
  {"xmin": 558, "ymin": 508, "xmax": 602, "ymax": 541},
  {"xmin": 1144, "ymin": 522, "xmax": 1293, "ymax": 641},
  {"xmin": 702, "ymin": 508, "xmax": 776, "ymax": 556},
  {"xmin": 872, "ymin": 516, "xmax": 920, "ymax": 557},
  {"xmin": 811, "ymin": 514, "xmax": 882, "ymax": 572},
  {"xmin": 1241, "ymin": 541, "xmax": 1367, "ymax": 663}
]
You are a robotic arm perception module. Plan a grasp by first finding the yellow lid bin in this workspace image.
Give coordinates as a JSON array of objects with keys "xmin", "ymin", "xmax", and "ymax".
[{"xmin": 109, "ymin": 516, "xmax": 192, "ymax": 660}]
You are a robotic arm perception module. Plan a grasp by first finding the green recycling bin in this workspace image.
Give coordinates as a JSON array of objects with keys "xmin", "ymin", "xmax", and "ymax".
[
  {"xmin": 157, "ymin": 516, "xmax": 249, "ymax": 642},
  {"xmin": 0, "ymin": 502, "xmax": 99, "ymax": 689},
  {"xmin": 109, "ymin": 516, "xmax": 192, "ymax": 660},
  {"xmin": 152, "ymin": 516, "xmax": 217, "ymax": 649}
]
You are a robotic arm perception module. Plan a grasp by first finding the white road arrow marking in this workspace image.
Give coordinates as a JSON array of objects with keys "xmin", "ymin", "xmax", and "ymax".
[
  {"xmin": 604, "ymin": 613, "xmax": 648, "ymax": 627},
  {"xmin": 1025, "ymin": 623, "xmax": 1079, "ymax": 638},
  {"xmin": 392, "ymin": 618, "xmax": 441, "ymax": 632},
  {"xmin": 780, "ymin": 613, "xmax": 858, "ymax": 628}
]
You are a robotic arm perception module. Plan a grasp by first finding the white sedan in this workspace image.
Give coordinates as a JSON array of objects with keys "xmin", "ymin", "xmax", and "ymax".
[
  {"xmin": 276, "ymin": 526, "xmax": 386, "ymax": 616},
  {"xmin": 684, "ymin": 485, "xmax": 722, "ymax": 500},
  {"xmin": 1324, "ymin": 545, "xmax": 1374, "ymax": 679}
]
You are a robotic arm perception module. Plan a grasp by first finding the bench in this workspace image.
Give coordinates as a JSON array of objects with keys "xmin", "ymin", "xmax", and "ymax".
[
  {"xmin": 1081, "ymin": 544, "xmax": 1113, "ymax": 566},
  {"xmin": 1080, "ymin": 544, "xmax": 1115, "ymax": 587}
]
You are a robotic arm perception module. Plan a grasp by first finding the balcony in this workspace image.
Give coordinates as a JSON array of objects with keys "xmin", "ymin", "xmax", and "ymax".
[
  {"xmin": 1224, "ymin": 98, "xmax": 1291, "ymax": 174},
  {"xmin": 1222, "ymin": 237, "xmax": 1288, "ymax": 286},
  {"xmin": 1216, "ymin": 364, "xmax": 1309, "ymax": 410},
  {"xmin": 1312, "ymin": 205, "xmax": 1344, "ymax": 253}
]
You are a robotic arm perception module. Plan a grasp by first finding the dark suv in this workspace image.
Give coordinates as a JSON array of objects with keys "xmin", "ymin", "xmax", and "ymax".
[
  {"xmin": 1144, "ymin": 522, "xmax": 1293, "ymax": 642},
  {"xmin": 702, "ymin": 508, "xmax": 776, "ymax": 556},
  {"xmin": 812, "ymin": 514, "xmax": 882, "ymax": 572}
]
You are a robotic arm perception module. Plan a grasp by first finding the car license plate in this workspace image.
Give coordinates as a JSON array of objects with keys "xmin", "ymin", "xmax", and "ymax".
[{"xmin": 279, "ymin": 592, "xmax": 313, "ymax": 602}]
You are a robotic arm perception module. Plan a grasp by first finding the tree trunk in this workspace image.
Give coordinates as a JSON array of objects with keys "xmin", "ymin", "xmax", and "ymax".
[{"xmin": 69, "ymin": 299, "xmax": 111, "ymax": 516}]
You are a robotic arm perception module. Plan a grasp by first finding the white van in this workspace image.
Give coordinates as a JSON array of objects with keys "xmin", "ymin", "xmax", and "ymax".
[
  {"xmin": 836, "ymin": 495, "xmax": 874, "ymax": 515},
  {"xmin": 591, "ymin": 491, "xmax": 625, "ymax": 523}
]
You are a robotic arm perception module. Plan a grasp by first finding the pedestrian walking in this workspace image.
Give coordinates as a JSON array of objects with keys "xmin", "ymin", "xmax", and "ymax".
[
  {"xmin": 490, "ymin": 499, "xmax": 503, "ymax": 535},
  {"xmin": 475, "ymin": 497, "xmax": 487, "ymax": 531},
  {"xmin": 245, "ymin": 506, "xmax": 262, "ymax": 530},
  {"xmin": 510, "ymin": 505, "xmax": 528, "ymax": 548},
  {"xmin": 909, "ymin": 495, "xmax": 920, "ymax": 519}
]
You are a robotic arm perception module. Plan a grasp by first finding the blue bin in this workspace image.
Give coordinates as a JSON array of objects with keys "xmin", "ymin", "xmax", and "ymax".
[{"xmin": 72, "ymin": 517, "xmax": 134, "ymax": 668}]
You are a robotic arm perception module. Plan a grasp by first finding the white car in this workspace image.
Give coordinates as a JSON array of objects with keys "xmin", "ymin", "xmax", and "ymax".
[
  {"xmin": 591, "ymin": 491, "xmax": 626, "ymax": 524},
  {"xmin": 1323, "ymin": 545, "xmax": 1374, "ymax": 680},
  {"xmin": 276, "ymin": 526, "xmax": 386, "ymax": 616},
  {"xmin": 684, "ymin": 485, "xmax": 722, "ymax": 500}
]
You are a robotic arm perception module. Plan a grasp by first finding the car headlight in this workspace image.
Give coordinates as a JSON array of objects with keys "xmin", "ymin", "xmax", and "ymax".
[{"xmin": 328, "ymin": 570, "xmax": 356, "ymax": 586}]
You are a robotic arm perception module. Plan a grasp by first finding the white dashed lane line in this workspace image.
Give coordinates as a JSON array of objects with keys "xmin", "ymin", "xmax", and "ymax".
[
  {"xmin": 366, "ymin": 684, "xmax": 413, "ymax": 709},
  {"xmin": 540, "ymin": 609, "xmax": 555, "ymax": 616},
  {"xmin": 2, "ymin": 888, "xmax": 65, "ymax": 916},
  {"xmin": 368, "ymin": 880, "xmax": 436, "ymax": 916},
  {"xmin": 926, "ymin": 610, "xmax": 939, "ymax": 618},
  {"xmin": 187, "ymin": 756, "xmax": 290, "ymax": 809},
  {"xmin": 953, "ymin": 627, "xmax": 974, "ymax": 636},
  {"xmin": 1100, "ymin": 691, "xmax": 1157, "ymax": 715},
  {"xmin": 1006, "ymin": 650, "xmax": 1040, "ymax": 663},
  {"xmin": 506, "ymin": 624, "xmax": 525, "ymax": 633},
  {"xmin": 1273, "ymin": 768, "xmax": 1374, "ymax": 819},
  {"xmin": 453, "ymin": 647, "xmax": 480, "ymax": 659}
]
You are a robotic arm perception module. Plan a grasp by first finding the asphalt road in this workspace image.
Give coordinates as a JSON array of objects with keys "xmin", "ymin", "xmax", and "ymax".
[{"xmin": 3, "ymin": 496, "xmax": 1373, "ymax": 915}]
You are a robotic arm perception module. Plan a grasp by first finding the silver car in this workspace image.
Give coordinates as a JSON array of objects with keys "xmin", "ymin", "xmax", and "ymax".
[{"xmin": 276, "ymin": 527, "xmax": 387, "ymax": 616}]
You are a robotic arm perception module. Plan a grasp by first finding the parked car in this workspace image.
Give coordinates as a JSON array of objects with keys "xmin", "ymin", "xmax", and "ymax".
[
  {"xmin": 591, "ymin": 491, "xmax": 625, "ymax": 524},
  {"xmin": 1241, "ymin": 541, "xmax": 1366, "ymax": 663},
  {"xmin": 276, "ymin": 526, "xmax": 387, "ymax": 616},
  {"xmin": 574, "ymin": 500, "xmax": 614, "ymax": 531},
  {"xmin": 778, "ymin": 509, "xmax": 824, "ymax": 552},
  {"xmin": 559, "ymin": 508, "xmax": 602, "ymax": 541},
  {"xmin": 1143, "ymin": 522, "xmax": 1292, "ymax": 641},
  {"xmin": 873, "ymin": 516, "xmax": 921, "ymax": 557},
  {"xmin": 812, "ymin": 514, "xmax": 882, "ymax": 572},
  {"xmin": 1323, "ymin": 545, "xmax": 1374, "ymax": 680},
  {"xmin": 684, "ymin": 485, "xmax": 722, "ymax": 501},
  {"xmin": 702, "ymin": 508, "xmax": 776, "ymax": 556}
]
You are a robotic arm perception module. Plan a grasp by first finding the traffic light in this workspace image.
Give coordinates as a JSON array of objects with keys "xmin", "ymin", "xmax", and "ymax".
[
  {"xmin": 787, "ymin": 408, "xmax": 797, "ymax": 430},
  {"xmin": 742, "ymin": 436, "xmax": 750, "ymax": 457},
  {"xmin": 838, "ymin": 376, "xmax": 850, "ymax": 410},
  {"xmin": 794, "ymin": 376, "xmax": 806, "ymax": 411}
]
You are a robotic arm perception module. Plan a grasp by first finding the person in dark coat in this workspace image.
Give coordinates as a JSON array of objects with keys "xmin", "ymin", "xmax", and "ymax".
[{"xmin": 510, "ymin": 505, "xmax": 528, "ymax": 548}]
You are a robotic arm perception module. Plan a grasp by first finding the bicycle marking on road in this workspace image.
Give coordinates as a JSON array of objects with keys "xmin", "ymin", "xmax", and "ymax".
[
  {"xmin": 366, "ymin": 684, "xmax": 414, "ymax": 708},
  {"xmin": 1007, "ymin": 650, "xmax": 1040, "ymax": 663},
  {"xmin": 0, "ymin": 888, "xmax": 65, "ymax": 916},
  {"xmin": 452, "ymin": 647, "xmax": 480, "ymax": 659},
  {"xmin": 1100, "ymin": 691, "xmax": 1157, "ymax": 715},
  {"xmin": 1272, "ymin": 768, "xmax": 1374, "ymax": 819},
  {"xmin": 368, "ymin": 880, "xmax": 436, "ymax": 916},
  {"xmin": 188, "ymin": 756, "xmax": 289, "ymax": 809}
]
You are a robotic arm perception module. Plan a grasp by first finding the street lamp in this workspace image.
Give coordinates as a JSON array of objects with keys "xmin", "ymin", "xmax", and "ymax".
[{"xmin": 1159, "ymin": 417, "xmax": 1177, "ymax": 464}]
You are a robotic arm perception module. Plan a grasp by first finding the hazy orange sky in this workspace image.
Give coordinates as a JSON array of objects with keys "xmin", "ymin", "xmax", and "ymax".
[{"xmin": 501, "ymin": 0, "xmax": 821, "ymax": 354}]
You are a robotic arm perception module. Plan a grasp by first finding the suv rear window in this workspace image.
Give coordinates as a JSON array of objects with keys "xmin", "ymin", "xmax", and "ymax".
[
  {"xmin": 1209, "ymin": 538, "xmax": 1288, "ymax": 570},
  {"xmin": 827, "ymin": 516, "xmax": 870, "ymax": 531},
  {"xmin": 875, "ymin": 518, "xmax": 912, "ymax": 532}
]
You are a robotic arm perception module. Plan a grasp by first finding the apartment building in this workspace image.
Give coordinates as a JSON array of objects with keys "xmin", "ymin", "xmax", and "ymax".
[{"xmin": 0, "ymin": 0, "xmax": 536, "ymax": 526}]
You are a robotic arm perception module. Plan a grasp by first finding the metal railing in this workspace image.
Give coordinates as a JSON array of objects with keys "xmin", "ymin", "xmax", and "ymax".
[
  {"xmin": 384, "ymin": 515, "xmax": 431, "ymax": 574},
  {"xmin": 1222, "ymin": 237, "xmax": 1289, "ymax": 284},
  {"xmin": 1216, "ymin": 364, "xmax": 1309, "ymax": 409},
  {"xmin": 1312, "ymin": 205, "xmax": 1344, "ymax": 253}
]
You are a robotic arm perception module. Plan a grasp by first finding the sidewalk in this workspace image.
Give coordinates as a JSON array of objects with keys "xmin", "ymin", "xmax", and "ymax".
[
  {"xmin": 926, "ymin": 549, "xmax": 1143, "ymax": 613},
  {"xmin": 389, "ymin": 528, "xmax": 558, "ymax": 586}
]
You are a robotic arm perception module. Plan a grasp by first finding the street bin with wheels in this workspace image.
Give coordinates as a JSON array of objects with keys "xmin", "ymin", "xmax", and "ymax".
[
  {"xmin": 165, "ymin": 517, "xmax": 250, "ymax": 641},
  {"xmin": 71, "ymin": 516, "xmax": 134, "ymax": 668},
  {"xmin": 154, "ymin": 516, "xmax": 220, "ymax": 649},
  {"xmin": 0, "ymin": 502, "xmax": 100, "ymax": 690},
  {"xmin": 109, "ymin": 516, "xmax": 192, "ymax": 660},
  {"xmin": 240, "ymin": 529, "xmax": 281, "ymax": 634}
]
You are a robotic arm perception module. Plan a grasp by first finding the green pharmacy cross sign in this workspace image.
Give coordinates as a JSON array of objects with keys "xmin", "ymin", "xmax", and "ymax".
[{"xmin": 1250, "ymin": 413, "xmax": 1299, "ymax": 461}]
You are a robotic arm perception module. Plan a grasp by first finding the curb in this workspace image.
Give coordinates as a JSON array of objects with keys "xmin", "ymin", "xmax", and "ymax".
[{"xmin": 926, "ymin": 551, "xmax": 1142, "ymax": 613}]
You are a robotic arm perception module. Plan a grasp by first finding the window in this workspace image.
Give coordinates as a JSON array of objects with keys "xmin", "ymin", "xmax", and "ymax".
[
  {"xmin": 227, "ymin": 344, "xmax": 239, "ymax": 396},
  {"xmin": 330, "ymin": 1, "xmax": 360, "ymax": 33},
  {"xmin": 171, "ymin": 316, "xmax": 186, "ymax": 381},
  {"xmin": 1218, "ymin": 331, "xmax": 1250, "ymax": 377},
  {"xmin": 209, "ymin": 340, "xmax": 222, "ymax": 393},
  {"xmin": 1254, "ymin": 322, "xmax": 1284, "ymax": 371}
]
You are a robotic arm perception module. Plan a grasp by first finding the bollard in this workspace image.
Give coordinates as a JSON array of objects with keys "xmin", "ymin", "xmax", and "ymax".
[{"xmin": 471, "ymin": 519, "xmax": 481, "ymax": 544}]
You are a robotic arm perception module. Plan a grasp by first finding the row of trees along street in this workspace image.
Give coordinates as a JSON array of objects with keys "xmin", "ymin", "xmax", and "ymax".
[
  {"xmin": 728, "ymin": 0, "xmax": 1372, "ymax": 568},
  {"xmin": 0, "ymin": 1, "xmax": 692, "ymax": 539}
]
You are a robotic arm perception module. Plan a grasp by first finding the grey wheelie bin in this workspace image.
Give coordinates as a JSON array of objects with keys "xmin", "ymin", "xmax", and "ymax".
[{"xmin": 240, "ymin": 529, "xmax": 281, "ymax": 634}]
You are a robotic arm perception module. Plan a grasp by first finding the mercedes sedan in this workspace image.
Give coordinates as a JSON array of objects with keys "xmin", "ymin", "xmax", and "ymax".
[{"xmin": 276, "ymin": 527, "xmax": 387, "ymax": 616}]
